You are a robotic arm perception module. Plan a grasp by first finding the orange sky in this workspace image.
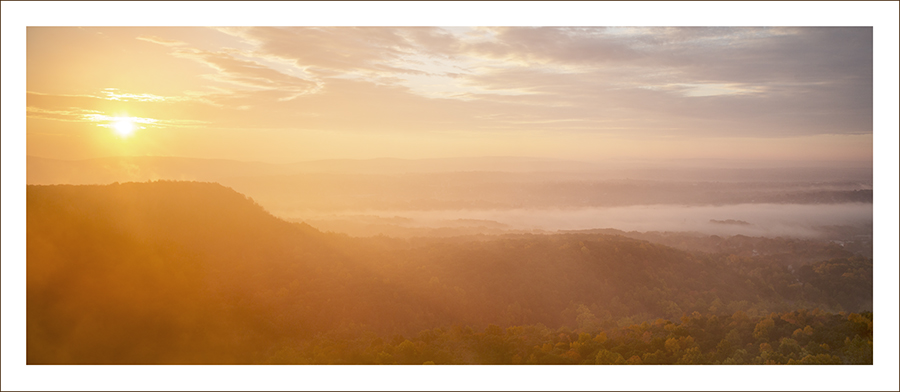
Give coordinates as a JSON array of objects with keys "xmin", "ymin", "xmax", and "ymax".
[{"xmin": 23, "ymin": 25, "xmax": 876, "ymax": 164}]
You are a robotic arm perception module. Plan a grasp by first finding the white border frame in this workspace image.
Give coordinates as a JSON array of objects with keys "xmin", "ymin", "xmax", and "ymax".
[{"xmin": 3, "ymin": 2, "xmax": 898, "ymax": 391}]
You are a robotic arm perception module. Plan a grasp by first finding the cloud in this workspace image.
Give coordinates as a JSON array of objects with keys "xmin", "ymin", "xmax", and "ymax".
[
  {"xmin": 26, "ymin": 92, "xmax": 208, "ymax": 129},
  {"xmin": 457, "ymin": 27, "xmax": 871, "ymax": 88},
  {"xmin": 136, "ymin": 35, "xmax": 187, "ymax": 47},
  {"xmin": 439, "ymin": 27, "xmax": 873, "ymax": 137},
  {"xmin": 38, "ymin": 27, "xmax": 872, "ymax": 139},
  {"xmin": 218, "ymin": 27, "xmax": 456, "ymax": 78},
  {"xmin": 171, "ymin": 48, "xmax": 320, "ymax": 101},
  {"xmin": 101, "ymin": 88, "xmax": 171, "ymax": 102},
  {"xmin": 122, "ymin": 27, "xmax": 868, "ymax": 138},
  {"xmin": 26, "ymin": 106, "xmax": 103, "ymax": 123},
  {"xmin": 458, "ymin": 27, "xmax": 644, "ymax": 65}
]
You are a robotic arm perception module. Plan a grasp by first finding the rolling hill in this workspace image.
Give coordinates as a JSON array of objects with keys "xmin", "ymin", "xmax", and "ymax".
[{"xmin": 26, "ymin": 181, "xmax": 872, "ymax": 363}]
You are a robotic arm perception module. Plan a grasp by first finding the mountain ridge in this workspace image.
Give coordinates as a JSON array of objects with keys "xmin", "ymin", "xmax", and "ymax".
[{"xmin": 27, "ymin": 181, "xmax": 871, "ymax": 363}]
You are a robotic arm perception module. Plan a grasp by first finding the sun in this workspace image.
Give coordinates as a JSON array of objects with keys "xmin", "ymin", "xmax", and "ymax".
[{"xmin": 113, "ymin": 118, "xmax": 136, "ymax": 137}]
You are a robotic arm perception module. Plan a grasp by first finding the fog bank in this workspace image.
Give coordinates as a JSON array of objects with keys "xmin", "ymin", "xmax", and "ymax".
[{"xmin": 288, "ymin": 203, "xmax": 872, "ymax": 239}]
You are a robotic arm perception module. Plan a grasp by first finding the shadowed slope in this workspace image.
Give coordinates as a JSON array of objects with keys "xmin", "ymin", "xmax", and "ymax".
[
  {"xmin": 27, "ymin": 181, "xmax": 871, "ymax": 364},
  {"xmin": 27, "ymin": 181, "xmax": 326, "ymax": 363}
]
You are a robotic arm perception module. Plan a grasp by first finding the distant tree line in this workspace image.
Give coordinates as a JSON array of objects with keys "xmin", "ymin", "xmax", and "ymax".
[{"xmin": 264, "ymin": 309, "xmax": 872, "ymax": 365}]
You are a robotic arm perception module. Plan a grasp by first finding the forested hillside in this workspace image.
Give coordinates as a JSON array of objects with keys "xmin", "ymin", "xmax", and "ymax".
[{"xmin": 27, "ymin": 182, "xmax": 873, "ymax": 364}]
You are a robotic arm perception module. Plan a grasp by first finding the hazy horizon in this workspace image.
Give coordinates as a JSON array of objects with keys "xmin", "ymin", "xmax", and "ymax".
[
  {"xmin": 25, "ymin": 153, "xmax": 876, "ymax": 167},
  {"xmin": 25, "ymin": 153, "xmax": 874, "ymax": 240}
]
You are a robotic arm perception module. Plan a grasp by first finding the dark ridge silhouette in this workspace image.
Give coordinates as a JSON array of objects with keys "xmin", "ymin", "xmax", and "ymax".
[{"xmin": 27, "ymin": 181, "xmax": 872, "ymax": 364}]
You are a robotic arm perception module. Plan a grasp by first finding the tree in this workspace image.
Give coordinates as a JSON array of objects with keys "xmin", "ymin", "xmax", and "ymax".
[{"xmin": 595, "ymin": 349, "xmax": 625, "ymax": 364}]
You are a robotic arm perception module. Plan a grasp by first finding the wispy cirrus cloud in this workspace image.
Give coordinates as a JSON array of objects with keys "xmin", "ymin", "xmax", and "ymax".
[
  {"xmin": 26, "ymin": 95, "xmax": 208, "ymax": 130},
  {"xmin": 22, "ymin": 24, "xmax": 876, "ymax": 164},
  {"xmin": 28, "ymin": 27, "xmax": 874, "ymax": 146},
  {"xmin": 217, "ymin": 27, "xmax": 457, "ymax": 77},
  {"xmin": 136, "ymin": 35, "xmax": 187, "ymax": 47},
  {"xmin": 169, "ymin": 48, "xmax": 321, "ymax": 101},
  {"xmin": 183, "ymin": 27, "xmax": 870, "ymax": 137},
  {"xmin": 101, "ymin": 88, "xmax": 171, "ymax": 102}
]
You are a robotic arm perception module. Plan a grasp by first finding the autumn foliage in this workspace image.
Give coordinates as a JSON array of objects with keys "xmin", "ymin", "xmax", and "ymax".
[{"xmin": 27, "ymin": 182, "xmax": 873, "ymax": 364}]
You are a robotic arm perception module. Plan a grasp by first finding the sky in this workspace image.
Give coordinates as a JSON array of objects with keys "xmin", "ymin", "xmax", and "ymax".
[{"xmin": 25, "ymin": 25, "xmax": 875, "ymax": 164}]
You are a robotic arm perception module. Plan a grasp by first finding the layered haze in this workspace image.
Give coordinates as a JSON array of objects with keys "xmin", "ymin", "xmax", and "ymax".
[{"xmin": 27, "ymin": 154, "xmax": 873, "ymax": 242}]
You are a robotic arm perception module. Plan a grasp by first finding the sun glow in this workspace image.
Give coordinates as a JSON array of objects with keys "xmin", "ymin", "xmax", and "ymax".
[{"xmin": 113, "ymin": 118, "xmax": 136, "ymax": 137}]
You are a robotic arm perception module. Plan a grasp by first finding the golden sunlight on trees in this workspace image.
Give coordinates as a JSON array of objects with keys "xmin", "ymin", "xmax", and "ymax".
[{"xmin": 25, "ymin": 182, "xmax": 873, "ymax": 364}]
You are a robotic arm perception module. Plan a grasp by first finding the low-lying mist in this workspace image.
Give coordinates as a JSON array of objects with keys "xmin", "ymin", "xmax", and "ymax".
[
  {"xmin": 288, "ymin": 202, "xmax": 872, "ymax": 239},
  {"xmin": 27, "ymin": 155, "xmax": 874, "ymax": 240}
]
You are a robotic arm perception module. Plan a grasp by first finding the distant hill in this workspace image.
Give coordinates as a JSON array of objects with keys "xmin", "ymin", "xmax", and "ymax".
[
  {"xmin": 27, "ymin": 181, "xmax": 872, "ymax": 363},
  {"xmin": 27, "ymin": 155, "xmax": 873, "ymax": 185},
  {"xmin": 27, "ymin": 156, "xmax": 287, "ymax": 185},
  {"xmin": 26, "ymin": 156, "xmax": 602, "ymax": 185},
  {"xmin": 27, "ymin": 156, "xmax": 874, "ymax": 220}
]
